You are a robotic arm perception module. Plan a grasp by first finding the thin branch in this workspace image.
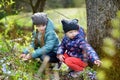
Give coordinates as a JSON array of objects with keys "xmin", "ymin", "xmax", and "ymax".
[
  {"xmin": 53, "ymin": 10, "xmax": 70, "ymax": 19},
  {"xmin": 29, "ymin": 0, "xmax": 34, "ymax": 14}
]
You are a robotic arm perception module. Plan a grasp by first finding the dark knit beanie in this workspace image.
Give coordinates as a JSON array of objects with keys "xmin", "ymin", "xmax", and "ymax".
[
  {"xmin": 31, "ymin": 12, "xmax": 48, "ymax": 25},
  {"xmin": 61, "ymin": 19, "xmax": 79, "ymax": 33}
]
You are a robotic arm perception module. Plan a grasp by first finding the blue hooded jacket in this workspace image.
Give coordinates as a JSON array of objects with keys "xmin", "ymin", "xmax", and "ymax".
[
  {"xmin": 23, "ymin": 19, "xmax": 60, "ymax": 58},
  {"xmin": 57, "ymin": 27, "xmax": 99, "ymax": 63}
]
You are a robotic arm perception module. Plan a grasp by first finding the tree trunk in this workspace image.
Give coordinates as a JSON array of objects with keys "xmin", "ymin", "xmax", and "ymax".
[
  {"xmin": 39, "ymin": 0, "xmax": 46, "ymax": 12},
  {"xmin": 86, "ymin": 0, "xmax": 118, "ymax": 54},
  {"xmin": 29, "ymin": 0, "xmax": 46, "ymax": 13},
  {"xmin": 86, "ymin": 0, "xmax": 120, "ymax": 80},
  {"xmin": 29, "ymin": 0, "xmax": 46, "ymax": 31}
]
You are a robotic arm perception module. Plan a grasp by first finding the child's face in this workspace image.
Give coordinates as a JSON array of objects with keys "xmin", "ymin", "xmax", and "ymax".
[
  {"xmin": 66, "ymin": 30, "xmax": 79, "ymax": 39},
  {"xmin": 36, "ymin": 25, "xmax": 46, "ymax": 33}
]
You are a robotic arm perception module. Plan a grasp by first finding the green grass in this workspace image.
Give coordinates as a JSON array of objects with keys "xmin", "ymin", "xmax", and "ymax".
[
  {"xmin": 46, "ymin": 8, "xmax": 87, "ymax": 31},
  {"xmin": 0, "ymin": 8, "xmax": 87, "ymax": 31}
]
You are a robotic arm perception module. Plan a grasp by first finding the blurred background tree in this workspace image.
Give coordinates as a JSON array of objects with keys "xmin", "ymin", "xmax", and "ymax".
[
  {"xmin": 0, "ymin": 0, "xmax": 15, "ymax": 19},
  {"xmin": 47, "ymin": 0, "xmax": 85, "ymax": 8}
]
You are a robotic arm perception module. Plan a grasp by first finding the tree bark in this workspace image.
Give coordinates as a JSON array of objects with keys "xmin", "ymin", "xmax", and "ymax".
[
  {"xmin": 39, "ymin": 0, "xmax": 46, "ymax": 12},
  {"xmin": 86, "ymin": 0, "xmax": 120, "ymax": 80},
  {"xmin": 29, "ymin": 0, "xmax": 46, "ymax": 13},
  {"xmin": 86, "ymin": 0, "xmax": 119, "ymax": 56}
]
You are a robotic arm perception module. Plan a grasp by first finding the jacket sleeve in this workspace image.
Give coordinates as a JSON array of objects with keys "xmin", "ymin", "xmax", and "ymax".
[
  {"xmin": 79, "ymin": 27, "xmax": 86, "ymax": 39},
  {"xmin": 32, "ymin": 31, "xmax": 58, "ymax": 58},
  {"xmin": 57, "ymin": 37, "xmax": 66, "ymax": 55},
  {"xmin": 79, "ymin": 39, "xmax": 99, "ymax": 63}
]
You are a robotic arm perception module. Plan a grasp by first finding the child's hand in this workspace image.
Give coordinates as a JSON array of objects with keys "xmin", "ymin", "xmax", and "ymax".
[
  {"xmin": 94, "ymin": 60, "xmax": 102, "ymax": 67},
  {"xmin": 20, "ymin": 54, "xmax": 26, "ymax": 58},
  {"xmin": 23, "ymin": 54, "xmax": 32, "ymax": 61},
  {"xmin": 57, "ymin": 54, "xmax": 65, "ymax": 62}
]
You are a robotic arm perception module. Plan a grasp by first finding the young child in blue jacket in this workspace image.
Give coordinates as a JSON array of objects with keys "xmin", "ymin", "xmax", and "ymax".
[
  {"xmin": 57, "ymin": 19, "xmax": 101, "ymax": 78},
  {"xmin": 20, "ymin": 12, "xmax": 60, "ymax": 63}
]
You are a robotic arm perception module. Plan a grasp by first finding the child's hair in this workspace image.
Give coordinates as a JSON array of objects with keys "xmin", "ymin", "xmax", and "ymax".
[
  {"xmin": 34, "ymin": 30, "xmax": 39, "ymax": 49},
  {"xmin": 31, "ymin": 12, "xmax": 48, "ymax": 25},
  {"xmin": 34, "ymin": 30, "xmax": 45, "ymax": 48}
]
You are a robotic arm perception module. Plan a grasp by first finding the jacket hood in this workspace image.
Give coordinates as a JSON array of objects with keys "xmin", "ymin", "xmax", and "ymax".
[{"xmin": 45, "ymin": 18, "xmax": 55, "ymax": 33}]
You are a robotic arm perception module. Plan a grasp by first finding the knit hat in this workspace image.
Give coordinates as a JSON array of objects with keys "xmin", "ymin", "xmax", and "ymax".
[
  {"xmin": 61, "ymin": 19, "xmax": 79, "ymax": 33},
  {"xmin": 31, "ymin": 12, "xmax": 48, "ymax": 25}
]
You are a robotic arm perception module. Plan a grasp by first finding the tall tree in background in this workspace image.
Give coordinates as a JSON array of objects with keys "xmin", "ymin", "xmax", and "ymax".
[
  {"xmin": 14, "ymin": 0, "xmax": 46, "ymax": 13},
  {"xmin": 29, "ymin": 0, "xmax": 46, "ymax": 13},
  {"xmin": 86, "ymin": 0, "xmax": 120, "ymax": 80}
]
